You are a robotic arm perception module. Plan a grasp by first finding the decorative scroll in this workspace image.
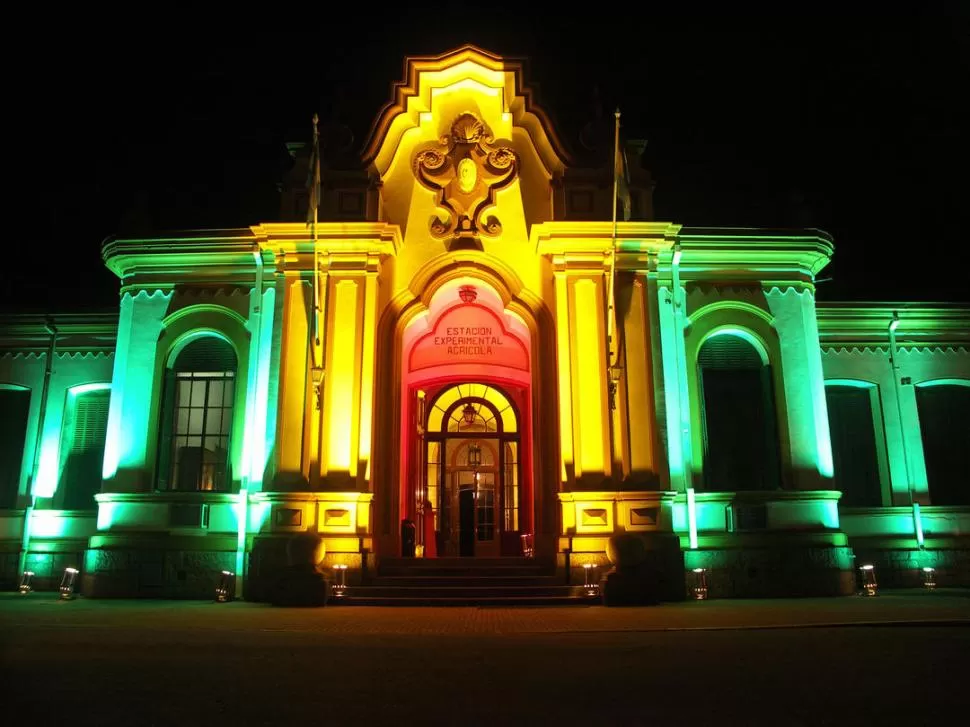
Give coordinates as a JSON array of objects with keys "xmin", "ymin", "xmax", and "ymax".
[{"xmin": 412, "ymin": 112, "xmax": 519, "ymax": 239}]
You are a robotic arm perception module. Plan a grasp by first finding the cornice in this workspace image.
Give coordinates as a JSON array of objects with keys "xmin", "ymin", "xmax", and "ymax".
[
  {"xmin": 0, "ymin": 313, "xmax": 118, "ymax": 337},
  {"xmin": 250, "ymin": 221, "xmax": 402, "ymax": 260},
  {"xmin": 817, "ymin": 303, "xmax": 970, "ymax": 348},
  {"xmin": 667, "ymin": 227, "xmax": 834, "ymax": 280},
  {"xmin": 532, "ymin": 221, "xmax": 681, "ymax": 257},
  {"xmin": 534, "ymin": 224, "xmax": 832, "ymax": 283},
  {"xmin": 102, "ymin": 223, "xmax": 401, "ymax": 282},
  {"xmin": 102, "ymin": 228, "xmax": 261, "ymax": 281}
]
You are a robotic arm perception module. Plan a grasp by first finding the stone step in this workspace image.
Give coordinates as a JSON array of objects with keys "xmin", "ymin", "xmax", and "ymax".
[
  {"xmin": 370, "ymin": 575, "xmax": 564, "ymax": 587},
  {"xmin": 378, "ymin": 566, "xmax": 548, "ymax": 577},
  {"xmin": 343, "ymin": 584, "xmax": 587, "ymax": 599},
  {"xmin": 335, "ymin": 591, "xmax": 595, "ymax": 607},
  {"xmin": 378, "ymin": 557, "xmax": 538, "ymax": 568}
]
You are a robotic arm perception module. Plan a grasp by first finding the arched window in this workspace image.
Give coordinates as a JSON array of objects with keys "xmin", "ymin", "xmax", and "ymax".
[
  {"xmin": 825, "ymin": 383, "xmax": 883, "ymax": 507},
  {"xmin": 157, "ymin": 336, "xmax": 237, "ymax": 492},
  {"xmin": 59, "ymin": 385, "xmax": 111, "ymax": 509},
  {"xmin": 915, "ymin": 382, "xmax": 970, "ymax": 506},
  {"xmin": 0, "ymin": 385, "xmax": 30, "ymax": 508},
  {"xmin": 698, "ymin": 332, "xmax": 781, "ymax": 492}
]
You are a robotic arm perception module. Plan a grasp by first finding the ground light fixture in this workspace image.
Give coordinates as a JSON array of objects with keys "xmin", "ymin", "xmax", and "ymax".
[
  {"xmin": 581, "ymin": 563, "xmax": 599, "ymax": 597},
  {"xmin": 332, "ymin": 564, "xmax": 348, "ymax": 598},
  {"xmin": 691, "ymin": 568, "xmax": 709, "ymax": 600},
  {"xmin": 59, "ymin": 568, "xmax": 79, "ymax": 600},
  {"xmin": 19, "ymin": 571, "xmax": 34, "ymax": 594},
  {"xmin": 216, "ymin": 570, "xmax": 236, "ymax": 602},
  {"xmin": 859, "ymin": 564, "xmax": 878, "ymax": 596},
  {"xmin": 921, "ymin": 566, "xmax": 936, "ymax": 590}
]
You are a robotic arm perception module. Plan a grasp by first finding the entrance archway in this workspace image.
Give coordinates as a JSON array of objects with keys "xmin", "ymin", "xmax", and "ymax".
[
  {"xmin": 400, "ymin": 276, "xmax": 534, "ymax": 557},
  {"xmin": 423, "ymin": 383, "xmax": 521, "ymax": 557}
]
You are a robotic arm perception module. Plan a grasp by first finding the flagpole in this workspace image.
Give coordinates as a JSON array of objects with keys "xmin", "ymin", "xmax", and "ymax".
[
  {"xmin": 310, "ymin": 113, "xmax": 321, "ymax": 357},
  {"xmin": 607, "ymin": 108, "xmax": 621, "ymax": 370}
]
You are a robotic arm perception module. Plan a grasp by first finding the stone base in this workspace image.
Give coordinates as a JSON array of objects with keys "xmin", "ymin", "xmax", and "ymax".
[
  {"xmin": 0, "ymin": 544, "xmax": 88, "ymax": 593},
  {"xmin": 603, "ymin": 567, "xmax": 664, "ymax": 606},
  {"xmin": 270, "ymin": 567, "xmax": 330, "ymax": 607},
  {"xmin": 248, "ymin": 535, "xmax": 364, "ymax": 602},
  {"xmin": 563, "ymin": 533, "xmax": 687, "ymax": 605},
  {"xmin": 849, "ymin": 546, "xmax": 970, "ymax": 588},
  {"xmin": 684, "ymin": 545, "xmax": 856, "ymax": 598},
  {"xmin": 23, "ymin": 548, "xmax": 87, "ymax": 592},
  {"xmin": 82, "ymin": 547, "xmax": 235, "ymax": 599},
  {"xmin": 0, "ymin": 550, "xmax": 17, "ymax": 590}
]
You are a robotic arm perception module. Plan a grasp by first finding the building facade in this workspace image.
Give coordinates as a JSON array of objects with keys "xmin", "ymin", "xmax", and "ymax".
[{"xmin": 2, "ymin": 47, "xmax": 968, "ymax": 599}]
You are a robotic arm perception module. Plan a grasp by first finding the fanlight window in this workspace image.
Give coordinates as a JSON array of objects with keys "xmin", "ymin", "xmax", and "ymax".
[{"xmin": 427, "ymin": 382, "xmax": 516, "ymax": 434}]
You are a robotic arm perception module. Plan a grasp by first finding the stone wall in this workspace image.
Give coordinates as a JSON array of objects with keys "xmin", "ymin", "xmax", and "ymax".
[
  {"xmin": 684, "ymin": 545, "xmax": 856, "ymax": 598},
  {"xmin": 850, "ymin": 546, "xmax": 970, "ymax": 588},
  {"xmin": 82, "ymin": 548, "xmax": 234, "ymax": 599}
]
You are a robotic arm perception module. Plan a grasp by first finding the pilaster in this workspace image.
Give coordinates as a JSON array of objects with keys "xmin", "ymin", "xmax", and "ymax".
[
  {"xmin": 766, "ymin": 287, "xmax": 835, "ymax": 490},
  {"xmin": 101, "ymin": 290, "xmax": 172, "ymax": 493}
]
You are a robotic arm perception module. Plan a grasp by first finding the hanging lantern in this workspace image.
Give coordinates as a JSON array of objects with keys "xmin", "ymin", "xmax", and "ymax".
[
  {"xmin": 467, "ymin": 442, "xmax": 482, "ymax": 468},
  {"xmin": 462, "ymin": 402, "xmax": 477, "ymax": 426}
]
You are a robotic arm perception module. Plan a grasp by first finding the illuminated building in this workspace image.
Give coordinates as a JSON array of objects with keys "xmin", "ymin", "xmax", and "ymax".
[{"xmin": 1, "ymin": 46, "xmax": 968, "ymax": 599}]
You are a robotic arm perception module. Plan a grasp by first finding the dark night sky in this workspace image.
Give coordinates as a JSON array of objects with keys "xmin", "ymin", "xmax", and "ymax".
[{"xmin": 6, "ymin": 7, "xmax": 968, "ymax": 313}]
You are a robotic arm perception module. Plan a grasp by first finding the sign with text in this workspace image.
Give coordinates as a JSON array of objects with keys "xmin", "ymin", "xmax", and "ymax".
[{"xmin": 409, "ymin": 303, "xmax": 529, "ymax": 372}]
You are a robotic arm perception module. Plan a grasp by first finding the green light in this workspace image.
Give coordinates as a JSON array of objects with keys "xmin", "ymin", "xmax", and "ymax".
[
  {"xmin": 102, "ymin": 291, "xmax": 173, "ymax": 481},
  {"xmin": 686, "ymin": 487, "xmax": 698, "ymax": 549},
  {"xmin": 28, "ymin": 510, "xmax": 74, "ymax": 538}
]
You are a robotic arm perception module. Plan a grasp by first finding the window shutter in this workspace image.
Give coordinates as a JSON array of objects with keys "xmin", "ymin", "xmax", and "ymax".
[
  {"xmin": 0, "ymin": 388, "xmax": 31, "ymax": 508},
  {"xmin": 62, "ymin": 389, "xmax": 110, "ymax": 510},
  {"xmin": 825, "ymin": 385, "xmax": 882, "ymax": 507},
  {"xmin": 173, "ymin": 337, "xmax": 236, "ymax": 372},
  {"xmin": 698, "ymin": 335, "xmax": 763, "ymax": 369},
  {"xmin": 698, "ymin": 335, "xmax": 781, "ymax": 492},
  {"xmin": 916, "ymin": 384, "xmax": 970, "ymax": 506}
]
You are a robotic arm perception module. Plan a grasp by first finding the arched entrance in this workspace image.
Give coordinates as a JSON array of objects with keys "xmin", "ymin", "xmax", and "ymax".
[
  {"xmin": 399, "ymin": 276, "xmax": 534, "ymax": 558},
  {"xmin": 423, "ymin": 383, "xmax": 521, "ymax": 557}
]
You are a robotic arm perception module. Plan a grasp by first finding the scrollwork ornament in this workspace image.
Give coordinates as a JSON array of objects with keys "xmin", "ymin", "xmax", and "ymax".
[{"xmin": 411, "ymin": 111, "xmax": 519, "ymax": 239}]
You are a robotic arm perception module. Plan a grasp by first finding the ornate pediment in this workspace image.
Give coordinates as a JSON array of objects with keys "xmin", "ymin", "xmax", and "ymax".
[{"xmin": 412, "ymin": 112, "xmax": 519, "ymax": 239}]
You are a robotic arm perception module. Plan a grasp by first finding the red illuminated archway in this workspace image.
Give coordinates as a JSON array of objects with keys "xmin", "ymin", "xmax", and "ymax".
[{"xmin": 399, "ymin": 278, "xmax": 533, "ymax": 556}]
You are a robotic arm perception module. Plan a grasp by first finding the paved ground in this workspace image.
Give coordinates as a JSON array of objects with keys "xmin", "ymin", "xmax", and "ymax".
[{"xmin": 2, "ymin": 590, "xmax": 968, "ymax": 725}]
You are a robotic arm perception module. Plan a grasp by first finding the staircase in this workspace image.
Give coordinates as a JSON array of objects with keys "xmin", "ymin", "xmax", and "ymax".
[{"xmin": 335, "ymin": 557, "xmax": 595, "ymax": 606}]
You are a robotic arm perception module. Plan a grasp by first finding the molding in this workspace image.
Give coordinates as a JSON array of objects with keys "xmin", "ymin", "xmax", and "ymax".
[
  {"xmin": 250, "ymin": 491, "xmax": 375, "ymax": 504},
  {"xmin": 673, "ymin": 490, "xmax": 843, "ymax": 503},
  {"xmin": 95, "ymin": 492, "xmax": 241, "ymax": 504},
  {"xmin": 817, "ymin": 303, "xmax": 970, "ymax": 349},
  {"xmin": 251, "ymin": 222, "xmax": 401, "ymax": 261}
]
